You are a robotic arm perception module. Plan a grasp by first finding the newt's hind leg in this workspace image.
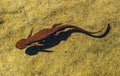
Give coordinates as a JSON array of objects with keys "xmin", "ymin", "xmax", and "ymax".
[
  {"xmin": 54, "ymin": 30, "xmax": 65, "ymax": 36},
  {"xmin": 52, "ymin": 23, "xmax": 63, "ymax": 28}
]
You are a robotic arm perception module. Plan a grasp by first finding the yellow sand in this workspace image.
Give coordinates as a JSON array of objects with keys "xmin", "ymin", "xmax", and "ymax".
[{"xmin": 0, "ymin": 0, "xmax": 120, "ymax": 76}]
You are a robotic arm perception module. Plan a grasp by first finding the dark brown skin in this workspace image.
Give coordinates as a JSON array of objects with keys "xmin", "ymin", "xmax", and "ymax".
[{"xmin": 16, "ymin": 23, "xmax": 107, "ymax": 49}]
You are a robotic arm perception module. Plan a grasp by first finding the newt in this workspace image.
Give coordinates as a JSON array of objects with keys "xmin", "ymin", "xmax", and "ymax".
[{"xmin": 16, "ymin": 23, "xmax": 108, "ymax": 49}]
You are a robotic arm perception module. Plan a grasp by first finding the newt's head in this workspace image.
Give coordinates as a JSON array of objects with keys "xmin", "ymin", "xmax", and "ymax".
[{"xmin": 16, "ymin": 39, "xmax": 28, "ymax": 49}]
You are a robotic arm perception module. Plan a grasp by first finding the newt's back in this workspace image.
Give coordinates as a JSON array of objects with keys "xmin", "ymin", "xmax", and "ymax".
[{"xmin": 26, "ymin": 23, "xmax": 107, "ymax": 44}]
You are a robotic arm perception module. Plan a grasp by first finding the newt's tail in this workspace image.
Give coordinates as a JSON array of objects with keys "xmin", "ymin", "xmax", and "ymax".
[{"xmin": 57, "ymin": 23, "xmax": 108, "ymax": 34}]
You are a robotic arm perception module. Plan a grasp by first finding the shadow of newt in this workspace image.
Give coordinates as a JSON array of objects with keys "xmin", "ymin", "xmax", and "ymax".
[{"xmin": 25, "ymin": 24, "xmax": 110, "ymax": 55}]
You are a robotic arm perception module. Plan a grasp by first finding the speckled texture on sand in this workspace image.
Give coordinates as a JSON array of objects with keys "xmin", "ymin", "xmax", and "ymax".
[{"xmin": 0, "ymin": 0, "xmax": 120, "ymax": 76}]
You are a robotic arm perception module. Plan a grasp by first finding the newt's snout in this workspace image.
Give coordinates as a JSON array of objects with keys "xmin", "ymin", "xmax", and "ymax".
[{"xmin": 16, "ymin": 39, "xmax": 28, "ymax": 49}]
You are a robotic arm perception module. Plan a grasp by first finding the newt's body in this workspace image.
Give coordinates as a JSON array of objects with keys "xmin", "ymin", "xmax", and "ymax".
[{"xmin": 16, "ymin": 23, "xmax": 108, "ymax": 49}]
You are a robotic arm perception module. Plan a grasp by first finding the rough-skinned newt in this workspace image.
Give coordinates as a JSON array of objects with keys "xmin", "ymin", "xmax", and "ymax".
[{"xmin": 16, "ymin": 23, "xmax": 108, "ymax": 49}]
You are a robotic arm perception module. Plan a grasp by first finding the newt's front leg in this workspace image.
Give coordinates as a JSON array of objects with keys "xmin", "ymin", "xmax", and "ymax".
[
  {"xmin": 27, "ymin": 27, "xmax": 35, "ymax": 38},
  {"xmin": 30, "ymin": 42, "xmax": 44, "ymax": 46}
]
